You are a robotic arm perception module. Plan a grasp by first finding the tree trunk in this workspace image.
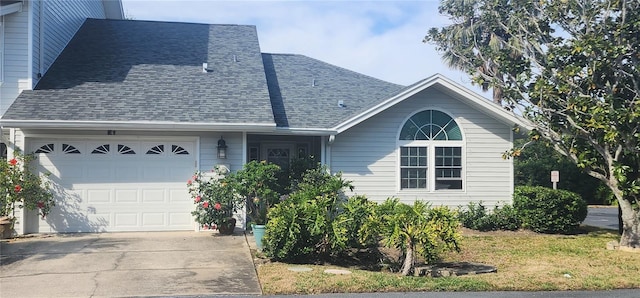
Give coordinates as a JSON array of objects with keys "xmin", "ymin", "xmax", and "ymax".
[
  {"xmin": 618, "ymin": 196, "xmax": 640, "ymax": 250},
  {"xmin": 400, "ymin": 240, "xmax": 415, "ymax": 276},
  {"xmin": 492, "ymin": 85, "xmax": 503, "ymax": 105}
]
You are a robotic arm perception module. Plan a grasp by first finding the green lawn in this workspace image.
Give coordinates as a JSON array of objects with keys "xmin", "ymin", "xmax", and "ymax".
[{"xmin": 256, "ymin": 227, "xmax": 640, "ymax": 294}]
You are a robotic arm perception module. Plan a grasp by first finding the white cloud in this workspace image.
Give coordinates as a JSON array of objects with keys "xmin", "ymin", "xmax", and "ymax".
[{"xmin": 122, "ymin": 0, "xmax": 484, "ymax": 94}]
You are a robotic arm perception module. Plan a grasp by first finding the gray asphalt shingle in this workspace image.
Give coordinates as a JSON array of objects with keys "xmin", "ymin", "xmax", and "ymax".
[
  {"xmin": 3, "ymin": 19, "xmax": 405, "ymax": 130},
  {"xmin": 262, "ymin": 53, "xmax": 404, "ymax": 129},
  {"xmin": 3, "ymin": 19, "xmax": 274, "ymax": 125}
]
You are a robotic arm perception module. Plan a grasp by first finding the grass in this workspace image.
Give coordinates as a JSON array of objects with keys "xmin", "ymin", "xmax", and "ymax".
[{"xmin": 255, "ymin": 227, "xmax": 640, "ymax": 294}]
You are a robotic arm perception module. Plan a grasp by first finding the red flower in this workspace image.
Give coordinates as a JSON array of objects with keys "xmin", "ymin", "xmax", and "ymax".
[
  {"xmin": 14, "ymin": 185, "xmax": 22, "ymax": 192},
  {"xmin": 9, "ymin": 158, "xmax": 17, "ymax": 166},
  {"xmin": 37, "ymin": 201, "xmax": 45, "ymax": 209},
  {"xmin": 187, "ymin": 179, "xmax": 192, "ymax": 185},
  {"xmin": 214, "ymin": 202, "xmax": 222, "ymax": 210},
  {"xmin": 202, "ymin": 201, "xmax": 209, "ymax": 208},
  {"xmin": 195, "ymin": 196, "xmax": 201, "ymax": 203}
]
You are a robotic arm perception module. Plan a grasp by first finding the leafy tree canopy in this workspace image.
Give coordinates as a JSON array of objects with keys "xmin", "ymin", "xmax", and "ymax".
[{"xmin": 426, "ymin": 0, "xmax": 640, "ymax": 249}]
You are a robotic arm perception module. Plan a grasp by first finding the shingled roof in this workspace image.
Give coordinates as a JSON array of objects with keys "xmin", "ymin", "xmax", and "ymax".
[{"xmin": 2, "ymin": 18, "xmax": 404, "ymax": 132}]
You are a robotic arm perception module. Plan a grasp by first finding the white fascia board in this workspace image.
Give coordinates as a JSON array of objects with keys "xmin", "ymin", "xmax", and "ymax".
[
  {"xmin": 0, "ymin": 120, "xmax": 277, "ymax": 132},
  {"xmin": 272, "ymin": 127, "xmax": 337, "ymax": 136},
  {"xmin": 333, "ymin": 73, "xmax": 533, "ymax": 134},
  {"xmin": 332, "ymin": 75, "xmax": 441, "ymax": 134},
  {"xmin": 433, "ymin": 76, "xmax": 534, "ymax": 130},
  {"xmin": 0, "ymin": 2, "xmax": 22, "ymax": 17}
]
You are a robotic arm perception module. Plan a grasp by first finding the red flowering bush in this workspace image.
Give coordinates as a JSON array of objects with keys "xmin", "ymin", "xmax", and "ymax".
[
  {"xmin": 1, "ymin": 152, "xmax": 55, "ymax": 220},
  {"xmin": 187, "ymin": 166, "xmax": 243, "ymax": 230}
]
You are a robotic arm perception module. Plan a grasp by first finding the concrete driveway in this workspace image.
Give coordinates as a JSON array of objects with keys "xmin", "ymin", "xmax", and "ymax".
[{"xmin": 0, "ymin": 231, "xmax": 261, "ymax": 297}]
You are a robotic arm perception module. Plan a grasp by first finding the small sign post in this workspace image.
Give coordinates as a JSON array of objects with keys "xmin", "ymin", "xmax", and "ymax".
[{"xmin": 551, "ymin": 170, "xmax": 560, "ymax": 190}]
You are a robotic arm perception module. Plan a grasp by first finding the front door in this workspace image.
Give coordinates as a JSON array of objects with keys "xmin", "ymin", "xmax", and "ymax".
[{"xmin": 263, "ymin": 144, "xmax": 295, "ymax": 170}]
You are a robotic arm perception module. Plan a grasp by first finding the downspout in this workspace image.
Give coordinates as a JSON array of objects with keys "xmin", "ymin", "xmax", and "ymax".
[{"xmin": 326, "ymin": 135, "xmax": 335, "ymax": 172}]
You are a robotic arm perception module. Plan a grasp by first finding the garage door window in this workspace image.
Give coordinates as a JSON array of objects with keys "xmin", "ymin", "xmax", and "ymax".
[
  {"xmin": 118, "ymin": 144, "xmax": 136, "ymax": 154},
  {"xmin": 62, "ymin": 144, "xmax": 81, "ymax": 154},
  {"xmin": 147, "ymin": 145, "xmax": 164, "ymax": 154},
  {"xmin": 92, "ymin": 144, "xmax": 110, "ymax": 154},
  {"xmin": 35, "ymin": 143, "xmax": 54, "ymax": 154}
]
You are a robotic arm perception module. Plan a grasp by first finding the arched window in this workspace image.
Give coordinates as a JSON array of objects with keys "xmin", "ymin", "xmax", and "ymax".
[{"xmin": 398, "ymin": 110, "xmax": 464, "ymax": 191}]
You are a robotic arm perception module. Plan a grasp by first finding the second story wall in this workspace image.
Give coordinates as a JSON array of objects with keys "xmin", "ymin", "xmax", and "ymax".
[
  {"xmin": 1, "ymin": 4, "xmax": 30, "ymax": 114},
  {"xmin": 32, "ymin": 0, "xmax": 106, "ymax": 86},
  {"xmin": 1, "ymin": 0, "xmax": 116, "ymax": 116}
]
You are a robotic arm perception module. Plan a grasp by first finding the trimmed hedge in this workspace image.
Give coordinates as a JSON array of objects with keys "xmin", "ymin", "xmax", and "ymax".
[
  {"xmin": 458, "ymin": 202, "xmax": 521, "ymax": 231},
  {"xmin": 513, "ymin": 186, "xmax": 588, "ymax": 234}
]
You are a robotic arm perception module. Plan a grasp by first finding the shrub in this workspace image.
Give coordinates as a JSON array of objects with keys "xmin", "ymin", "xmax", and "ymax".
[
  {"xmin": 458, "ymin": 202, "xmax": 521, "ymax": 231},
  {"xmin": 514, "ymin": 139, "xmax": 612, "ymax": 205},
  {"xmin": 1, "ymin": 152, "xmax": 55, "ymax": 219},
  {"xmin": 458, "ymin": 201, "xmax": 489, "ymax": 230},
  {"xmin": 362, "ymin": 199, "xmax": 461, "ymax": 276},
  {"xmin": 261, "ymin": 166, "xmax": 355, "ymax": 261},
  {"xmin": 187, "ymin": 166, "xmax": 243, "ymax": 229},
  {"xmin": 224, "ymin": 160, "xmax": 282, "ymax": 225},
  {"xmin": 336, "ymin": 195, "xmax": 378, "ymax": 248},
  {"xmin": 490, "ymin": 204, "xmax": 521, "ymax": 231},
  {"xmin": 513, "ymin": 186, "xmax": 588, "ymax": 234}
]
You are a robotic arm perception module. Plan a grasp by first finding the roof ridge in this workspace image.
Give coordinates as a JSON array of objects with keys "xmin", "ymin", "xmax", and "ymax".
[
  {"xmin": 85, "ymin": 18, "xmax": 256, "ymax": 28},
  {"xmin": 262, "ymin": 53, "xmax": 404, "ymax": 88}
]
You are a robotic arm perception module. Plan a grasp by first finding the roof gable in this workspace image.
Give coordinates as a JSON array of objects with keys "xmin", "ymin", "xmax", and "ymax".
[{"xmin": 333, "ymin": 74, "xmax": 530, "ymax": 133}]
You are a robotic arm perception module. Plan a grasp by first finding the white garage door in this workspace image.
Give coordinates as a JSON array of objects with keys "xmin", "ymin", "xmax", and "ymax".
[{"xmin": 30, "ymin": 138, "xmax": 197, "ymax": 233}]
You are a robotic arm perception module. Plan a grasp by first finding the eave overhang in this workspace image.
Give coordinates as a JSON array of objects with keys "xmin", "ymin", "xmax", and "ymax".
[
  {"xmin": 0, "ymin": 120, "xmax": 277, "ymax": 132},
  {"xmin": 332, "ymin": 73, "xmax": 533, "ymax": 134}
]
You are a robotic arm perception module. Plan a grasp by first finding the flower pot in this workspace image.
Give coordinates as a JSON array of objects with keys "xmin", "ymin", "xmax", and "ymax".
[
  {"xmin": 0, "ymin": 217, "xmax": 14, "ymax": 239},
  {"xmin": 217, "ymin": 217, "xmax": 236, "ymax": 235},
  {"xmin": 252, "ymin": 224, "xmax": 266, "ymax": 250}
]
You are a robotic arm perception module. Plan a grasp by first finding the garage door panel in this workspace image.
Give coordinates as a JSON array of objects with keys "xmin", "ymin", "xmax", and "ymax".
[
  {"xmin": 114, "ymin": 213, "xmax": 139, "ymax": 228},
  {"xmin": 115, "ymin": 189, "xmax": 138, "ymax": 203},
  {"xmin": 169, "ymin": 189, "xmax": 189, "ymax": 203},
  {"xmin": 142, "ymin": 189, "xmax": 166, "ymax": 202},
  {"xmin": 32, "ymin": 139, "xmax": 197, "ymax": 232},
  {"xmin": 142, "ymin": 213, "xmax": 165, "ymax": 226},
  {"xmin": 87, "ymin": 189, "xmax": 112, "ymax": 203}
]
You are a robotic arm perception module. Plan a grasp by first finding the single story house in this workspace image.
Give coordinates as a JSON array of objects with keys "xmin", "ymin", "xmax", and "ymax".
[{"xmin": 1, "ymin": 19, "xmax": 526, "ymax": 234}]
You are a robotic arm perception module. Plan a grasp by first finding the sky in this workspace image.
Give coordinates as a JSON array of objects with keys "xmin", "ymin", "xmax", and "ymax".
[{"xmin": 120, "ymin": 0, "xmax": 483, "ymax": 94}]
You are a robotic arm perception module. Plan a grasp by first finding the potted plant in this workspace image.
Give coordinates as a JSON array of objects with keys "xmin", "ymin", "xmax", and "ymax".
[
  {"xmin": 226, "ymin": 161, "xmax": 281, "ymax": 249},
  {"xmin": 187, "ymin": 166, "xmax": 243, "ymax": 235},
  {"xmin": 1, "ymin": 152, "xmax": 55, "ymax": 238}
]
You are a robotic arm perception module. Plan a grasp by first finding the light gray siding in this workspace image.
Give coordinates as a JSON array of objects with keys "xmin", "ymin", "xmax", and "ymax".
[
  {"xmin": 331, "ymin": 87, "xmax": 514, "ymax": 209},
  {"xmin": 35, "ymin": 0, "xmax": 106, "ymax": 82},
  {"xmin": 1, "ymin": 7, "xmax": 30, "ymax": 114},
  {"xmin": 0, "ymin": 0, "xmax": 107, "ymax": 116}
]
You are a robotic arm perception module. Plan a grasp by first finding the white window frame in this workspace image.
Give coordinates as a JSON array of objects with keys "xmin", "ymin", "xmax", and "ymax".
[{"xmin": 396, "ymin": 109, "xmax": 466, "ymax": 193}]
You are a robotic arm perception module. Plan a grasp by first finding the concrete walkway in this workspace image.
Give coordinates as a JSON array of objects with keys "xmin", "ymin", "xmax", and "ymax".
[{"xmin": 0, "ymin": 231, "xmax": 261, "ymax": 297}]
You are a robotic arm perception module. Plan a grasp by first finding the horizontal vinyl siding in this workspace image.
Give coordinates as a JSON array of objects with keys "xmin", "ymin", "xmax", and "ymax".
[
  {"xmin": 332, "ymin": 88, "xmax": 514, "ymax": 209},
  {"xmin": 37, "ymin": 0, "xmax": 106, "ymax": 81},
  {"xmin": 1, "ymin": 7, "xmax": 30, "ymax": 115}
]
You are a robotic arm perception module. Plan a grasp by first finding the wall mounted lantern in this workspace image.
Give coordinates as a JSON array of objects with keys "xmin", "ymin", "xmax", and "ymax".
[{"xmin": 217, "ymin": 137, "xmax": 228, "ymax": 159}]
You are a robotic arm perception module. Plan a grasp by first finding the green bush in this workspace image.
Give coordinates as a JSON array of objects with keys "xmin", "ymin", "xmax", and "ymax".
[
  {"xmin": 513, "ymin": 186, "xmax": 588, "ymax": 234},
  {"xmin": 458, "ymin": 201, "xmax": 489, "ymax": 230},
  {"xmin": 514, "ymin": 139, "xmax": 612, "ymax": 205},
  {"xmin": 336, "ymin": 195, "xmax": 378, "ymax": 248},
  {"xmin": 490, "ymin": 204, "xmax": 521, "ymax": 231},
  {"xmin": 458, "ymin": 202, "xmax": 521, "ymax": 231},
  {"xmin": 361, "ymin": 199, "xmax": 461, "ymax": 275},
  {"xmin": 261, "ymin": 166, "xmax": 357, "ymax": 261}
]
